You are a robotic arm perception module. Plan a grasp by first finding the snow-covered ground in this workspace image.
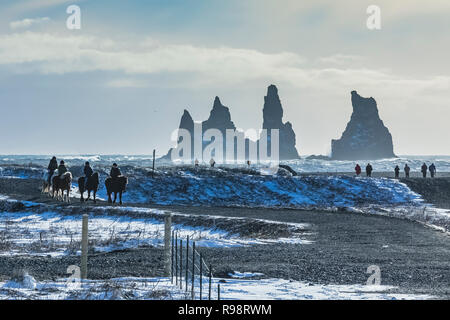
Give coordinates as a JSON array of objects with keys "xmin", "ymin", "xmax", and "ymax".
[
  {"xmin": 0, "ymin": 275, "xmax": 433, "ymax": 300},
  {"xmin": 0, "ymin": 207, "xmax": 311, "ymax": 257}
]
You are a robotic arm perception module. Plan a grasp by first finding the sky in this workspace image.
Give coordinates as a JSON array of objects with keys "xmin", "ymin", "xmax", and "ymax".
[{"xmin": 0, "ymin": 0, "xmax": 449, "ymax": 156}]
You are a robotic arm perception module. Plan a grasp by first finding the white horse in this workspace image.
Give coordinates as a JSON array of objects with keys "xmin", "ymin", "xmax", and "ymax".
[{"xmin": 41, "ymin": 170, "xmax": 51, "ymax": 194}]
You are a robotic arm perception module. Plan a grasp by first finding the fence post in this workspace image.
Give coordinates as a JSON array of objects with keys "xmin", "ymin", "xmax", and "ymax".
[
  {"xmin": 186, "ymin": 236, "xmax": 189, "ymax": 291},
  {"xmin": 199, "ymin": 253, "xmax": 203, "ymax": 300},
  {"xmin": 164, "ymin": 212, "xmax": 172, "ymax": 277},
  {"xmin": 171, "ymin": 230, "xmax": 174, "ymax": 283},
  {"xmin": 175, "ymin": 233, "xmax": 178, "ymax": 286},
  {"xmin": 218, "ymin": 284, "xmax": 220, "ymax": 301},
  {"xmin": 179, "ymin": 239, "xmax": 183, "ymax": 290},
  {"xmin": 152, "ymin": 149, "xmax": 156, "ymax": 178},
  {"xmin": 208, "ymin": 264, "xmax": 212, "ymax": 300},
  {"xmin": 81, "ymin": 214, "xmax": 88, "ymax": 280},
  {"xmin": 191, "ymin": 242, "xmax": 195, "ymax": 299}
]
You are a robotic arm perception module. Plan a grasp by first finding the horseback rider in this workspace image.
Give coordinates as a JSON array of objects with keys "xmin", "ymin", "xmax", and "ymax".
[
  {"xmin": 47, "ymin": 156, "xmax": 58, "ymax": 184},
  {"xmin": 110, "ymin": 163, "xmax": 122, "ymax": 180},
  {"xmin": 83, "ymin": 161, "xmax": 93, "ymax": 188},
  {"xmin": 57, "ymin": 160, "xmax": 68, "ymax": 179}
]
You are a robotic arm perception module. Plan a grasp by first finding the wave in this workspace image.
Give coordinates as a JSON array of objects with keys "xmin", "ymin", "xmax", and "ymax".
[{"xmin": 1, "ymin": 155, "xmax": 450, "ymax": 172}]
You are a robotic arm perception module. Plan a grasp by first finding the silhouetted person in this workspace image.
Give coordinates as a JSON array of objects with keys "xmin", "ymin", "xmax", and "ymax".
[
  {"xmin": 47, "ymin": 156, "xmax": 58, "ymax": 184},
  {"xmin": 210, "ymin": 158, "xmax": 215, "ymax": 168},
  {"xmin": 429, "ymin": 163, "xmax": 436, "ymax": 178},
  {"xmin": 83, "ymin": 161, "xmax": 93, "ymax": 188},
  {"xmin": 57, "ymin": 160, "xmax": 67, "ymax": 178},
  {"xmin": 355, "ymin": 164, "xmax": 361, "ymax": 176},
  {"xmin": 421, "ymin": 163, "xmax": 428, "ymax": 178},
  {"xmin": 366, "ymin": 163, "xmax": 373, "ymax": 177},
  {"xmin": 247, "ymin": 160, "xmax": 251, "ymax": 168},
  {"xmin": 394, "ymin": 165, "xmax": 400, "ymax": 178},
  {"xmin": 110, "ymin": 163, "xmax": 122, "ymax": 179},
  {"xmin": 404, "ymin": 164, "xmax": 410, "ymax": 178},
  {"xmin": 194, "ymin": 159, "xmax": 199, "ymax": 167}
]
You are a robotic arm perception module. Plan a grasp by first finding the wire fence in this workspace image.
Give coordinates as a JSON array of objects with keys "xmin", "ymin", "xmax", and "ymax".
[{"xmin": 171, "ymin": 231, "xmax": 220, "ymax": 300}]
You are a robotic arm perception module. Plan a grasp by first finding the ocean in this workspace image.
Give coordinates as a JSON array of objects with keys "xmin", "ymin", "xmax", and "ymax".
[{"xmin": 0, "ymin": 155, "xmax": 449, "ymax": 172}]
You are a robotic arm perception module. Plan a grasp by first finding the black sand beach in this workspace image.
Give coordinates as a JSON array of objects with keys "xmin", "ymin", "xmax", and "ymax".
[{"xmin": 0, "ymin": 177, "xmax": 449, "ymax": 298}]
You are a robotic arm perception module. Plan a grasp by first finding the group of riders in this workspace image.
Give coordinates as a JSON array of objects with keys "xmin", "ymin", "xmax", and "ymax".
[
  {"xmin": 47, "ymin": 156, "xmax": 122, "ymax": 188},
  {"xmin": 354, "ymin": 162, "xmax": 437, "ymax": 178}
]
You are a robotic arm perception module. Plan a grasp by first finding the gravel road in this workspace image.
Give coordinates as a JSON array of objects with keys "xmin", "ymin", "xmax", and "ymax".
[{"xmin": 0, "ymin": 177, "xmax": 449, "ymax": 299}]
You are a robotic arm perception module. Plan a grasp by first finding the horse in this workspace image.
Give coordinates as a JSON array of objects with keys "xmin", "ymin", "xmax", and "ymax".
[
  {"xmin": 41, "ymin": 171, "xmax": 51, "ymax": 194},
  {"xmin": 78, "ymin": 172, "xmax": 99, "ymax": 203},
  {"xmin": 52, "ymin": 172, "xmax": 72, "ymax": 202},
  {"xmin": 105, "ymin": 176, "xmax": 128, "ymax": 205}
]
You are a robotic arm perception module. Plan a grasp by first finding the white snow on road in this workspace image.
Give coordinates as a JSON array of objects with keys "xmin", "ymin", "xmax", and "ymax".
[{"xmin": 0, "ymin": 276, "xmax": 433, "ymax": 300}]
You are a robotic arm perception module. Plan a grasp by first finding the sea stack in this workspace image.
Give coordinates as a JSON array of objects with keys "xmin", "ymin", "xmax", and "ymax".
[
  {"xmin": 164, "ymin": 85, "xmax": 301, "ymax": 162},
  {"xmin": 331, "ymin": 91, "xmax": 395, "ymax": 160},
  {"xmin": 202, "ymin": 96, "xmax": 236, "ymax": 134},
  {"xmin": 202, "ymin": 96, "xmax": 236, "ymax": 158},
  {"xmin": 178, "ymin": 109, "xmax": 195, "ymax": 159},
  {"xmin": 262, "ymin": 85, "xmax": 300, "ymax": 160}
]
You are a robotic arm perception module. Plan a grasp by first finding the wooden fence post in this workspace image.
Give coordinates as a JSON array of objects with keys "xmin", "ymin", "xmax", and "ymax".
[
  {"xmin": 175, "ymin": 233, "xmax": 178, "ymax": 285},
  {"xmin": 80, "ymin": 214, "xmax": 88, "ymax": 280},
  {"xmin": 164, "ymin": 212, "xmax": 172, "ymax": 277},
  {"xmin": 152, "ymin": 149, "xmax": 156, "ymax": 178},
  {"xmin": 186, "ymin": 236, "xmax": 189, "ymax": 291},
  {"xmin": 171, "ymin": 230, "xmax": 174, "ymax": 283},
  {"xmin": 179, "ymin": 239, "xmax": 183, "ymax": 290},
  {"xmin": 199, "ymin": 253, "xmax": 203, "ymax": 300},
  {"xmin": 191, "ymin": 242, "xmax": 195, "ymax": 299},
  {"xmin": 208, "ymin": 264, "xmax": 212, "ymax": 300}
]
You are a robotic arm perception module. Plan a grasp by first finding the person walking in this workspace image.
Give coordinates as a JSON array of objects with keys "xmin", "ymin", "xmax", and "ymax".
[
  {"xmin": 210, "ymin": 158, "xmax": 215, "ymax": 168},
  {"xmin": 355, "ymin": 164, "xmax": 362, "ymax": 176},
  {"xmin": 394, "ymin": 165, "xmax": 400, "ymax": 178},
  {"xmin": 365, "ymin": 163, "xmax": 373, "ymax": 177},
  {"xmin": 404, "ymin": 164, "xmax": 411, "ymax": 178},
  {"xmin": 429, "ymin": 163, "xmax": 436, "ymax": 178},
  {"xmin": 421, "ymin": 163, "xmax": 428, "ymax": 178}
]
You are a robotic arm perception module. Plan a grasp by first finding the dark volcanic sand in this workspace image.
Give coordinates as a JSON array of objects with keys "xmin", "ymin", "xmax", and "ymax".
[{"xmin": 0, "ymin": 177, "xmax": 449, "ymax": 298}]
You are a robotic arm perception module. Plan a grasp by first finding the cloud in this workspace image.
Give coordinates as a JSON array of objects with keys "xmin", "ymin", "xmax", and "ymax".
[
  {"xmin": 7, "ymin": 0, "xmax": 81, "ymax": 13},
  {"xmin": 106, "ymin": 78, "xmax": 148, "ymax": 88},
  {"xmin": 0, "ymin": 31, "xmax": 449, "ymax": 98},
  {"xmin": 9, "ymin": 17, "xmax": 50, "ymax": 29},
  {"xmin": 317, "ymin": 54, "xmax": 365, "ymax": 66}
]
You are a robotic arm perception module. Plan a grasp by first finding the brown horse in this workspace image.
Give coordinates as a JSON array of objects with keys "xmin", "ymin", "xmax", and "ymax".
[
  {"xmin": 105, "ymin": 176, "xmax": 128, "ymax": 205},
  {"xmin": 52, "ymin": 172, "xmax": 72, "ymax": 202},
  {"xmin": 78, "ymin": 172, "xmax": 99, "ymax": 203}
]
